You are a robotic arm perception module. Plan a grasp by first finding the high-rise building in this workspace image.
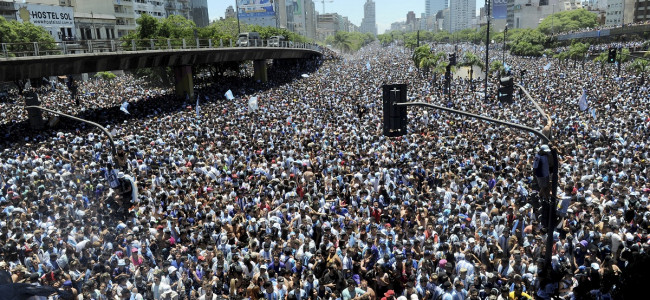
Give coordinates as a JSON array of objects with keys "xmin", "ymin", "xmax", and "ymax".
[
  {"xmin": 426, "ymin": 0, "xmax": 447, "ymax": 17},
  {"xmin": 407, "ymin": 11, "xmax": 416, "ymax": 25},
  {"xmin": 190, "ymin": 0, "xmax": 209, "ymax": 27},
  {"xmin": 360, "ymin": 0, "xmax": 376, "ymax": 35},
  {"xmin": 606, "ymin": 0, "xmax": 635, "ymax": 26},
  {"xmin": 448, "ymin": 0, "xmax": 474, "ymax": 32},
  {"xmin": 225, "ymin": 6, "xmax": 236, "ymax": 19}
]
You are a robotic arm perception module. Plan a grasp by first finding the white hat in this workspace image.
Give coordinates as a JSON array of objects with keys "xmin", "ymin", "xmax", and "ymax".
[
  {"xmin": 540, "ymin": 145, "xmax": 551, "ymax": 153},
  {"xmin": 168, "ymin": 266, "xmax": 177, "ymax": 273}
]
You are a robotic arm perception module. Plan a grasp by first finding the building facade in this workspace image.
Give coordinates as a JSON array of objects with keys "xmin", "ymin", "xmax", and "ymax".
[
  {"xmin": 448, "ymin": 0, "xmax": 475, "ymax": 32},
  {"xmin": 426, "ymin": 0, "xmax": 447, "ymax": 17},
  {"xmin": 606, "ymin": 0, "xmax": 635, "ymax": 26},
  {"xmin": 634, "ymin": 0, "xmax": 650, "ymax": 23},
  {"xmin": 316, "ymin": 13, "xmax": 340, "ymax": 40},
  {"xmin": 190, "ymin": 0, "xmax": 208, "ymax": 27},
  {"xmin": 237, "ymin": 0, "xmax": 317, "ymax": 40},
  {"xmin": 225, "ymin": 5, "xmax": 236, "ymax": 19},
  {"xmin": 360, "ymin": 0, "xmax": 376, "ymax": 35}
]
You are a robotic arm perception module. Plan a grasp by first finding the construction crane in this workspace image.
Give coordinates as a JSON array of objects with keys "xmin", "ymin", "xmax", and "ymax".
[{"xmin": 321, "ymin": 0, "xmax": 333, "ymax": 14}]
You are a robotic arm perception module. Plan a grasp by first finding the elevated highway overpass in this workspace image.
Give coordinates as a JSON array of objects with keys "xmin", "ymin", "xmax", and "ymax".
[{"xmin": 0, "ymin": 38, "xmax": 322, "ymax": 97}]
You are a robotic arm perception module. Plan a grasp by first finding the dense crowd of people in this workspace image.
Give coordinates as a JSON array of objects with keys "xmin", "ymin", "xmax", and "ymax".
[{"xmin": 0, "ymin": 41, "xmax": 649, "ymax": 300}]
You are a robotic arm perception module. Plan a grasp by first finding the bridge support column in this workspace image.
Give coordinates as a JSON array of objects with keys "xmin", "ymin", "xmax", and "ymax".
[
  {"xmin": 253, "ymin": 60, "xmax": 268, "ymax": 83},
  {"xmin": 174, "ymin": 65, "xmax": 194, "ymax": 99}
]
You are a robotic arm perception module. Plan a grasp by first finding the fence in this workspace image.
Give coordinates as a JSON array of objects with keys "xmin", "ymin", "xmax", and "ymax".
[{"xmin": 0, "ymin": 38, "xmax": 321, "ymax": 59}]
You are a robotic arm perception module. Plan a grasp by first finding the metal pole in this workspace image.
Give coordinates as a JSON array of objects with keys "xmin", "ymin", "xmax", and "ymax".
[
  {"xmin": 502, "ymin": 25, "xmax": 507, "ymax": 65},
  {"xmin": 516, "ymin": 84, "xmax": 549, "ymax": 121},
  {"xmin": 484, "ymin": 0, "xmax": 490, "ymax": 103},
  {"xmin": 235, "ymin": 0, "xmax": 241, "ymax": 34},
  {"xmin": 395, "ymin": 101, "xmax": 550, "ymax": 143},
  {"xmin": 24, "ymin": 106, "xmax": 117, "ymax": 160}
]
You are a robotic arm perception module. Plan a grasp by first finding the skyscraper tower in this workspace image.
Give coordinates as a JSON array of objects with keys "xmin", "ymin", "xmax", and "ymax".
[
  {"xmin": 190, "ymin": 0, "xmax": 209, "ymax": 27},
  {"xmin": 426, "ymin": 0, "xmax": 448, "ymax": 17},
  {"xmin": 360, "ymin": 0, "xmax": 377, "ymax": 35}
]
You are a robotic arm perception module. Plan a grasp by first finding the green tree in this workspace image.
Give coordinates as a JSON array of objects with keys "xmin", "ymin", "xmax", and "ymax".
[
  {"xmin": 628, "ymin": 58, "xmax": 650, "ymax": 84},
  {"xmin": 199, "ymin": 17, "xmax": 248, "ymax": 44},
  {"xmin": 568, "ymin": 42, "xmax": 589, "ymax": 66},
  {"xmin": 490, "ymin": 60, "xmax": 505, "ymax": 77},
  {"xmin": 0, "ymin": 17, "xmax": 57, "ymax": 56},
  {"xmin": 136, "ymin": 13, "xmax": 160, "ymax": 39},
  {"xmin": 538, "ymin": 9, "xmax": 597, "ymax": 35},
  {"xmin": 617, "ymin": 48, "xmax": 631, "ymax": 64},
  {"xmin": 377, "ymin": 33, "xmax": 394, "ymax": 46},
  {"xmin": 94, "ymin": 71, "xmax": 117, "ymax": 81},
  {"xmin": 330, "ymin": 31, "xmax": 353, "ymax": 53},
  {"xmin": 508, "ymin": 28, "xmax": 547, "ymax": 56},
  {"xmin": 461, "ymin": 52, "xmax": 485, "ymax": 89},
  {"xmin": 412, "ymin": 45, "xmax": 429, "ymax": 68},
  {"xmin": 432, "ymin": 57, "xmax": 449, "ymax": 84},
  {"xmin": 593, "ymin": 51, "xmax": 609, "ymax": 75}
]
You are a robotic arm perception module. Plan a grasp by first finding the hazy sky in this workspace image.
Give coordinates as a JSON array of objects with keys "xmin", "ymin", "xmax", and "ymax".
[{"xmin": 208, "ymin": 0, "xmax": 484, "ymax": 34}]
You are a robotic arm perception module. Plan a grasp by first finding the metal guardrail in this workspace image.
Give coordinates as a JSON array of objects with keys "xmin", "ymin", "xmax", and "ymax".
[
  {"xmin": 0, "ymin": 38, "xmax": 322, "ymax": 59},
  {"xmin": 556, "ymin": 24, "xmax": 650, "ymax": 41}
]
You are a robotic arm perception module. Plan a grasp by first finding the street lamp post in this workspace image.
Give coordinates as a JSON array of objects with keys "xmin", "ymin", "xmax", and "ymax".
[
  {"xmin": 24, "ymin": 106, "xmax": 117, "ymax": 161},
  {"xmin": 235, "ymin": 0, "xmax": 241, "ymax": 34},
  {"xmin": 485, "ymin": 0, "xmax": 491, "ymax": 103},
  {"xmin": 390, "ymin": 82, "xmax": 559, "ymax": 295},
  {"xmin": 502, "ymin": 25, "xmax": 508, "ymax": 66}
]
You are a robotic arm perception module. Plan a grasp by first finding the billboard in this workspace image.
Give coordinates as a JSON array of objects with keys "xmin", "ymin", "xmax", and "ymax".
[
  {"xmin": 292, "ymin": 0, "xmax": 302, "ymax": 15},
  {"xmin": 237, "ymin": 0, "xmax": 275, "ymax": 18},
  {"xmin": 16, "ymin": 3, "xmax": 75, "ymax": 27},
  {"xmin": 492, "ymin": 0, "xmax": 507, "ymax": 19},
  {"xmin": 15, "ymin": 3, "xmax": 75, "ymax": 42}
]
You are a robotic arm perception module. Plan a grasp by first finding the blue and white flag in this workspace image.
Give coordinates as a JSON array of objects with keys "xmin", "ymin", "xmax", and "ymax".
[
  {"xmin": 120, "ymin": 102, "xmax": 130, "ymax": 114},
  {"xmin": 196, "ymin": 94, "xmax": 200, "ymax": 117},
  {"xmin": 578, "ymin": 89, "xmax": 588, "ymax": 111},
  {"xmin": 224, "ymin": 89, "xmax": 234, "ymax": 100},
  {"xmin": 248, "ymin": 96, "xmax": 258, "ymax": 112},
  {"xmin": 366, "ymin": 62, "xmax": 371, "ymax": 70},
  {"xmin": 408, "ymin": 66, "xmax": 413, "ymax": 72},
  {"xmin": 543, "ymin": 62, "xmax": 551, "ymax": 71},
  {"xmin": 590, "ymin": 107, "xmax": 597, "ymax": 119}
]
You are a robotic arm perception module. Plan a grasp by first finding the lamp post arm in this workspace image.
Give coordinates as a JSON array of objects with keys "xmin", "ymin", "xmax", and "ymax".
[
  {"xmin": 24, "ymin": 106, "xmax": 117, "ymax": 159},
  {"xmin": 395, "ymin": 101, "xmax": 550, "ymax": 143}
]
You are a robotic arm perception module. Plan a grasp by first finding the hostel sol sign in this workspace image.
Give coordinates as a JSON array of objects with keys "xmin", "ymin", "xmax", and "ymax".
[{"xmin": 16, "ymin": 3, "xmax": 75, "ymax": 26}]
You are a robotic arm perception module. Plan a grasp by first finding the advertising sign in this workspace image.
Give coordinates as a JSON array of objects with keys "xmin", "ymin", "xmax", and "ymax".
[
  {"xmin": 237, "ymin": 0, "xmax": 275, "ymax": 18},
  {"xmin": 492, "ymin": 0, "xmax": 507, "ymax": 20},
  {"xmin": 292, "ymin": 0, "xmax": 302, "ymax": 15},
  {"xmin": 16, "ymin": 3, "xmax": 75, "ymax": 26}
]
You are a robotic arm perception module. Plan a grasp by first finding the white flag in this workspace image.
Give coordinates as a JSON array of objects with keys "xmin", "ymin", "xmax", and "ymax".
[
  {"xmin": 578, "ymin": 89, "xmax": 588, "ymax": 111},
  {"xmin": 196, "ymin": 95, "xmax": 200, "ymax": 117},
  {"xmin": 225, "ymin": 89, "xmax": 234, "ymax": 100},
  {"xmin": 543, "ymin": 62, "xmax": 551, "ymax": 71},
  {"xmin": 120, "ymin": 102, "xmax": 130, "ymax": 114},
  {"xmin": 248, "ymin": 96, "xmax": 258, "ymax": 112}
]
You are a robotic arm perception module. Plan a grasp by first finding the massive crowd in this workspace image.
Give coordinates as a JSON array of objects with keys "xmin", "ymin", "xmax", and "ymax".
[{"xmin": 0, "ymin": 41, "xmax": 649, "ymax": 300}]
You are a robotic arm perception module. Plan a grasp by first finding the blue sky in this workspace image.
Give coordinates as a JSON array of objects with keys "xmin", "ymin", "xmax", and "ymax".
[{"xmin": 209, "ymin": 0, "xmax": 484, "ymax": 34}]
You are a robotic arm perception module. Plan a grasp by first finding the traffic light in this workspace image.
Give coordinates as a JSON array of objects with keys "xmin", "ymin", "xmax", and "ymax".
[
  {"xmin": 383, "ymin": 84, "xmax": 408, "ymax": 137},
  {"xmin": 498, "ymin": 76, "xmax": 514, "ymax": 104},
  {"xmin": 608, "ymin": 48, "xmax": 617, "ymax": 63},
  {"xmin": 24, "ymin": 91, "xmax": 45, "ymax": 130},
  {"xmin": 449, "ymin": 53, "xmax": 456, "ymax": 66}
]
